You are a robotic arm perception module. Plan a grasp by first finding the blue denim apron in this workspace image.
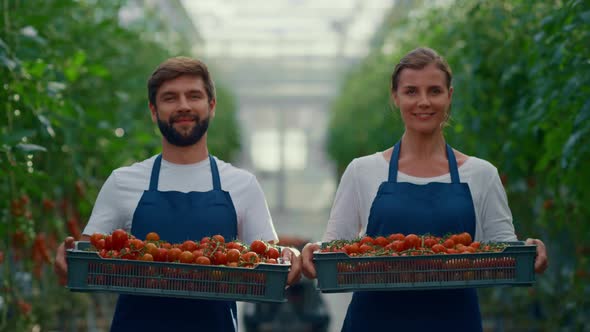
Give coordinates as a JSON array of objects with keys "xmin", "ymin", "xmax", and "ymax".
[
  {"xmin": 110, "ymin": 155, "xmax": 239, "ymax": 332},
  {"xmin": 342, "ymin": 141, "xmax": 482, "ymax": 331}
]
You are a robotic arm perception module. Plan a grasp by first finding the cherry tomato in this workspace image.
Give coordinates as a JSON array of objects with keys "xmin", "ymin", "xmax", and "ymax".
[
  {"xmin": 181, "ymin": 240, "xmax": 198, "ymax": 252},
  {"xmin": 179, "ymin": 251, "xmax": 194, "ymax": 264},
  {"xmin": 196, "ymin": 256, "xmax": 211, "ymax": 265},
  {"xmin": 404, "ymin": 234, "xmax": 421, "ymax": 249},
  {"xmin": 111, "ymin": 229, "xmax": 128, "ymax": 251},
  {"xmin": 140, "ymin": 253, "xmax": 154, "ymax": 261},
  {"xmin": 266, "ymin": 247, "xmax": 280, "ymax": 259},
  {"xmin": 241, "ymin": 251, "xmax": 260, "ymax": 264},
  {"xmin": 167, "ymin": 247, "xmax": 182, "ymax": 262},
  {"xmin": 212, "ymin": 234, "xmax": 225, "ymax": 244},
  {"xmin": 90, "ymin": 233, "xmax": 104, "ymax": 248},
  {"xmin": 213, "ymin": 251, "xmax": 228, "ymax": 265},
  {"xmin": 145, "ymin": 232, "xmax": 160, "ymax": 242},
  {"xmin": 250, "ymin": 240, "xmax": 267, "ymax": 255},
  {"xmin": 227, "ymin": 249, "xmax": 241, "ymax": 263},
  {"xmin": 360, "ymin": 236, "xmax": 374, "ymax": 245},
  {"xmin": 373, "ymin": 236, "xmax": 389, "ymax": 247}
]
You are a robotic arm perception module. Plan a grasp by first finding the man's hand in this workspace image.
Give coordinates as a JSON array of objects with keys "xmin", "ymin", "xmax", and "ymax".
[
  {"xmin": 301, "ymin": 242, "xmax": 321, "ymax": 279},
  {"xmin": 54, "ymin": 236, "xmax": 76, "ymax": 285},
  {"xmin": 281, "ymin": 247, "xmax": 302, "ymax": 286},
  {"xmin": 526, "ymin": 238, "xmax": 548, "ymax": 274}
]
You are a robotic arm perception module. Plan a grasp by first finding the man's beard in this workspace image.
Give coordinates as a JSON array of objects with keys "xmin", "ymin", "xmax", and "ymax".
[{"xmin": 156, "ymin": 111, "xmax": 210, "ymax": 147}]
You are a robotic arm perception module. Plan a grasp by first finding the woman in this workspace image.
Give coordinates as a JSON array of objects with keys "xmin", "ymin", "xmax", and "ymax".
[{"xmin": 301, "ymin": 47, "xmax": 548, "ymax": 331}]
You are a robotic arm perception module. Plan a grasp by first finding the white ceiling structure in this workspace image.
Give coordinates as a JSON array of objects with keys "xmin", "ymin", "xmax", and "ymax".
[{"xmin": 182, "ymin": 0, "xmax": 395, "ymax": 59}]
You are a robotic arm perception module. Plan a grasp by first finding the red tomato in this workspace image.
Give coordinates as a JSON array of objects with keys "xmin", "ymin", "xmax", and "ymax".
[
  {"xmin": 387, "ymin": 233, "xmax": 405, "ymax": 242},
  {"xmin": 373, "ymin": 236, "xmax": 389, "ymax": 247},
  {"xmin": 443, "ymin": 239, "xmax": 455, "ymax": 248},
  {"xmin": 344, "ymin": 243, "xmax": 360, "ymax": 255},
  {"xmin": 226, "ymin": 249, "xmax": 241, "ymax": 263},
  {"xmin": 181, "ymin": 240, "xmax": 198, "ymax": 252},
  {"xmin": 167, "ymin": 248, "xmax": 182, "ymax": 262},
  {"xmin": 111, "ymin": 229, "xmax": 128, "ymax": 251},
  {"xmin": 470, "ymin": 241, "xmax": 481, "ymax": 250},
  {"xmin": 140, "ymin": 253, "xmax": 154, "ymax": 261},
  {"xmin": 431, "ymin": 244, "xmax": 447, "ymax": 253},
  {"xmin": 213, "ymin": 251, "xmax": 228, "ymax": 265},
  {"xmin": 265, "ymin": 258, "xmax": 277, "ymax": 264},
  {"xmin": 90, "ymin": 233, "xmax": 104, "ymax": 248},
  {"xmin": 95, "ymin": 238, "xmax": 106, "ymax": 251},
  {"xmin": 226, "ymin": 241, "xmax": 245, "ymax": 252},
  {"xmin": 266, "ymin": 247, "xmax": 280, "ymax": 260},
  {"xmin": 241, "ymin": 251, "xmax": 260, "ymax": 264},
  {"xmin": 145, "ymin": 232, "xmax": 160, "ymax": 242},
  {"xmin": 404, "ymin": 234, "xmax": 421, "ymax": 249},
  {"xmin": 457, "ymin": 232, "xmax": 473, "ymax": 246},
  {"xmin": 360, "ymin": 236, "xmax": 374, "ymax": 245},
  {"xmin": 250, "ymin": 240, "xmax": 267, "ymax": 255},
  {"xmin": 391, "ymin": 240, "xmax": 406, "ymax": 252},
  {"xmin": 105, "ymin": 235, "xmax": 113, "ymax": 251},
  {"xmin": 179, "ymin": 251, "xmax": 194, "ymax": 264},
  {"xmin": 129, "ymin": 239, "xmax": 144, "ymax": 251},
  {"xmin": 423, "ymin": 238, "xmax": 438, "ymax": 248},
  {"xmin": 358, "ymin": 244, "xmax": 372, "ymax": 254},
  {"xmin": 195, "ymin": 256, "xmax": 211, "ymax": 265},
  {"xmin": 212, "ymin": 234, "xmax": 225, "ymax": 244},
  {"xmin": 153, "ymin": 248, "xmax": 168, "ymax": 262}
]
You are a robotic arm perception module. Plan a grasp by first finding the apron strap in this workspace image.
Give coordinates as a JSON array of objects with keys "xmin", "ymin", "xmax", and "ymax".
[
  {"xmin": 388, "ymin": 141, "xmax": 402, "ymax": 183},
  {"xmin": 149, "ymin": 154, "xmax": 163, "ymax": 191},
  {"xmin": 209, "ymin": 155, "xmax": 222, "ymax": 190},
  {"xmin": 446, "ymin": 144, "xmax": 460, "ymax": 184},
  {"xmin": 388, "ymin": 141, "xmax": 461, "ymax": 184}
]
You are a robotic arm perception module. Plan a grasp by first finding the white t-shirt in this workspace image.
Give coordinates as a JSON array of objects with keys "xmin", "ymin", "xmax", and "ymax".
[
  {"xmin": 322, "ymin": 152, "xmax": 517, "ymax": 243},
  {"xmin": 83, "ymin": 155, "xmax": 278, "ymax": 245}
]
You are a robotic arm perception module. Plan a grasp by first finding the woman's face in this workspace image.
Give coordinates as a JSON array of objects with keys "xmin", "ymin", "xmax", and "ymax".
[{"xmin": 392, "ymin": 63, "xmax": 452, "ymax": 135}]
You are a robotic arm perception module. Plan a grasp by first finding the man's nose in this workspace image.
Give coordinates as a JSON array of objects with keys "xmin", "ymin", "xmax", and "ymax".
[{"xmin": 177, "ymin": 96, "xmax": 191, "ymax": 111}]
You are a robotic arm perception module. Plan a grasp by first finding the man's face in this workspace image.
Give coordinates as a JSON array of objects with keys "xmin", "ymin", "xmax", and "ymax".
[{"xmin": 150, "ymin": 75, "xmax": 216, "ymax": 147}]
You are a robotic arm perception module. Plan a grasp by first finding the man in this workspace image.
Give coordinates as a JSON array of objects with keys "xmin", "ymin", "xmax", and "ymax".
[{"xmin": 54, "ymin": 56, "xmax": 301, "ymax": 331}]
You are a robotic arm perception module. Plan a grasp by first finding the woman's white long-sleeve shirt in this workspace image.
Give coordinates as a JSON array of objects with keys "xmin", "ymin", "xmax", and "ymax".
[{"xmin": 322, "ymin": 152, "xmax": 517, "ymax": 243}]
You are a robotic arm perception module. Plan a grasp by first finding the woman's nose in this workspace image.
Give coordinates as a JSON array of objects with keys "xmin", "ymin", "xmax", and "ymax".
[{"xmin": 417, "ymin": 93, "xmax": 430, "ymax": 107}]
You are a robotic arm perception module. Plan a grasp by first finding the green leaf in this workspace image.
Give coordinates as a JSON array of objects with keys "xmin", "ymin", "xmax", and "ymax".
[{"xmin": 15, "ymin": 143, "xmax": 47, "ymax": 152}]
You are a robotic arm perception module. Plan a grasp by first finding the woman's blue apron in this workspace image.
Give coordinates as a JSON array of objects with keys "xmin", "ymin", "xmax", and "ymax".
[
  {"xmin": 342, "ymin": 141, "xmax": 482, "ymax": 331},
  {"xmin": 110, "ymin": 155, "xmax": 239, "ymax": 332}
]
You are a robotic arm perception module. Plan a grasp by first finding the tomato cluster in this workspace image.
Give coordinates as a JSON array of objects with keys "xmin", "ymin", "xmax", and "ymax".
[
  {"xmin": 320, "ymin": 232, "xmax": 507, "ymax": 256},
  {"xmin": 88, "ymin": 230, "xmax": 282, "ymax": 268}
]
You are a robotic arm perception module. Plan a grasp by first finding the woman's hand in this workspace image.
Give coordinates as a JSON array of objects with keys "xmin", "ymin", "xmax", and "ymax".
[
  {"xmin": 281, "ymin": 247, "xmax": 302, "ymax": 285},
  {"xmin": 526, "ymin": 238, "xmax": 548, "ymax": 274},
  {"xmin": 301, "ymin": 242, "xmax": 321, "ymax": 279}
]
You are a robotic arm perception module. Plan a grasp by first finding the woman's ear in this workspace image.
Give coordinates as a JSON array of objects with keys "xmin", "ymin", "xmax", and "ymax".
[{"xmin": 391, "ymin": 91, "xmax": 399, "ymax": 108}]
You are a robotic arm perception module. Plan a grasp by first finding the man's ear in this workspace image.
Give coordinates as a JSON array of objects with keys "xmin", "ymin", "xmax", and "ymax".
[
  {"xmin": 149, "ymin": 103, "xmax": 157, "ymax": 123},
  {"xmin": 209, "ymin": 98, "xmax": 217, "ymax": 119}
]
